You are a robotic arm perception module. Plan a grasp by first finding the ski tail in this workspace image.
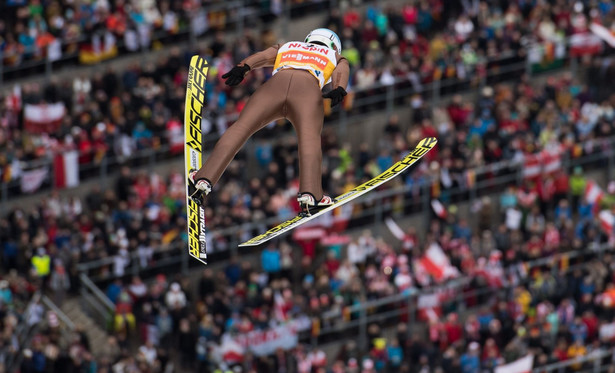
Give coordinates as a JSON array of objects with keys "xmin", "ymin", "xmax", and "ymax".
[{"xmin": 185, "ymin": 56, "xmax": 209, "ymax": 265}]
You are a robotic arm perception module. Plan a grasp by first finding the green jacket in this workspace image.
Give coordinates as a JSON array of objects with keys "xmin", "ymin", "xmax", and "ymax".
[{"xmin": 569, "ymin": 175, "xmax": 586, "ymax": 196}]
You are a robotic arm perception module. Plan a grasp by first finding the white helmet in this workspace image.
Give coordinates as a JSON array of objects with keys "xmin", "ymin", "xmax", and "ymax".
[{"xmin": 305, "ymin": 28, "xmax": 342, "ymax": 54}]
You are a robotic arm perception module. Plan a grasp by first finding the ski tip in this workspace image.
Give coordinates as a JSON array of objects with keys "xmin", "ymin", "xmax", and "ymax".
[
  {"xmin": 190, "ymin": 55, "xmax": 210, "ymax": 67},
  {"xmin": 418, "ymin": 137, "xmax": 438, "ymax": 147}
]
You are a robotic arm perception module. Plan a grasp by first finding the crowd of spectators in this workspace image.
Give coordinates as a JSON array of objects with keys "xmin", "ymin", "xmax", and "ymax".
[
  {"xmin": 3, "ymin": 62, "xmax": 615, "ymax": 272},
  {"xmin": 2, "ymin": 0, "xmax": 615, "ymax": 372},
  {"xmin": 68, "ymin": 164, "xmax": 615, "ymax": 372},
  {"xmin": 2, "ymin": 76, "xmax": 615, "ymax": 370},
  {"xmin": 0, "ymin": 0, "xmax": 331, "ymax": 67},
  {"xmin": 2, "ymin": 0, "xmax": 614, "ymax": 192}
]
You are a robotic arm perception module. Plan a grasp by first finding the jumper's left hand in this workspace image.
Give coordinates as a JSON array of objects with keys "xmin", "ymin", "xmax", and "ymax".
[
  {"xmin": 221, "ymin": 64, "xmax": 251, "ymax": 86},
  {"xmin": 322, "ymin": 86, "xmax": 347, "ymax": 107}
]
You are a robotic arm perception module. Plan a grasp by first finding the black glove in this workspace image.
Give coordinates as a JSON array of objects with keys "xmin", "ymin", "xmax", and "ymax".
[
  {"xmin": 322, "ymin": 86, "xmax": 347, "ymax": 107},
  {"xmin": 221, "ymin": 64, "xmax": 250, "ymax": 86}
]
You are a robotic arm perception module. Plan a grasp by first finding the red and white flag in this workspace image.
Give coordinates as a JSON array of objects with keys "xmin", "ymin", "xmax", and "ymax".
[
  {"xmin": 417, "ymin": 293, "xmax": 442, "ymax": 322},
  {"xmin": 599, "ymin": 210, "xmax": 614, "ymax": 237},
  {"xmin": 431, "ymin": 199, "xmax": 448, "ymax": 219},
  {"xmin": 585, "ymin": 181, "xmax": 604, "ymax": 209},
  {"xmin": 495, "ymin": 355, "xmax": 533, "ymax": 373},
  {"xmin": 23, "ymin": 103, "xmax": 66, "ymax": 134},
  {"xmin": 590, "ymin": 22, "xmax": 615, "ymax": 48},
  {"xmin": 523, "ymin": 153, "xmax": 541, "ymax": 179},
  {"xmin": 569, "ymin": 32, "xmax": 603, "ymax": 56},
  {"xmin": 54, "ymin": 151, "xmax": 79, "ymax": 189},
  {"xmin": 219, "ymin": 335, "xmax": 244, "ymax": 363},
  {"xmin": 20, "ymin": 167, "xmax": 49, "ymax": 194},
  {"xmin": 420, "ymin": 243, "xmax": 459, "ymax": 282},
  {"xmin": 541, "ymin": 148, "xmax": 562, "ymax": 174},
  {"xmin": 274, "ymin": 291, "xmax": 289, "ymax": 322}
]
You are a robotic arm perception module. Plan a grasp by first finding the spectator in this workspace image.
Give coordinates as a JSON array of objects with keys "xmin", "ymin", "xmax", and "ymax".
[
  {"xmin": 261, "ymin": 244, "xmax": 281, "ymax": 277},
  {"xmin": 48, "ymin": 259, "xmax": 70, "ymax": 306}
]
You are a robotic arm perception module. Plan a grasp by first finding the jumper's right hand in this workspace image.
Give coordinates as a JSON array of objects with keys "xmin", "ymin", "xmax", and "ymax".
[{"xmin": 221, "ymin": 64, "xmax": 251, "ymax": 86}]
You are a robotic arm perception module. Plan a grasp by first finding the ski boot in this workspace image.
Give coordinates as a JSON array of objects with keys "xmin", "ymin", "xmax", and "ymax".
[
  {"xmin": 188, "ymin": 170, "xmax": 212, "ymax": 206},
  {"xmin": 297, "ymin": 192, "xmax": 335, "ymax": 216}
]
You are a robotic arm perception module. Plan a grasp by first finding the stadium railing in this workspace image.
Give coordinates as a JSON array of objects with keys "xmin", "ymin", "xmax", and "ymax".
[
  {"xmin": 73, "ymin": 132, "xmax": 615, "ymax": 282},
  {"xmin": 78, "ymin": 272, "xmax": 116, "ymax": 331},
  {"xmin": 6, "ymin": 291, "xmax": 76, "ymax": 372},
  {"xmin": 72, "ymin": 240, "xmax": 615, "ymax": 372},
  {"xmin": 0, "ymin": 50, "xmax": 569, "ymax": 206}
]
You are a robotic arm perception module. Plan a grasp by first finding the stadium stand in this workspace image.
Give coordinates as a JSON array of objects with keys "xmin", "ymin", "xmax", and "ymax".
[
  {"xmin": 7, "ymin": 0, "xmax": 612, "ymax": 196},
  {"xmin": 2, "ymin": 0, "xmax": 615, "ymax": 372}
]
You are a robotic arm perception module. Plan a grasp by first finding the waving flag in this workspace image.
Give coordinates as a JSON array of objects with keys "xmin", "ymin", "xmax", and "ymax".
[
  {"xmin": 420, "ymin": 243, "xmax": 459, "ymax": 282},
  {"xmin": 585, "ymin": 181, "xmax": 604, "ymax": 213},
  {"xmin": 495, "ymin": 355, "xmax": 533, "ymax": 373}
]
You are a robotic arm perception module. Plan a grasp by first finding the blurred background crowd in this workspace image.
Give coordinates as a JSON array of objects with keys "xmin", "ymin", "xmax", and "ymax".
[{"xmin": 2, "ymin": 0, "xmax": 615, "ymax": 372}]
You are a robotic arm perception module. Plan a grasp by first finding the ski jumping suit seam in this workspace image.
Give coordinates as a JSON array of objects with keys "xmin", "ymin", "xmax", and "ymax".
[{"xmin": 282, "ymin": 72, "xmax": 294, "ymax": 118}]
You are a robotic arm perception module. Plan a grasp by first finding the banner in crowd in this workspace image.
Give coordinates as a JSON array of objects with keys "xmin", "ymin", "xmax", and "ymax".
[
  {"xmin": 20, "ymin": 167, "xmax": 49, "ymax": 194},
  {"xmin": 79, "ymin": 32, "xmax": 118, "ymax": 64},
  {"xmin": 218, "ymin": 317, "xmax": 311, "ymax": 361},
  {"xmin": 235, "ymin": 324, "xmax": 298, "ymax": 356},
  {"xmin": 23, "ymin": 103, "xmax": 66, "ymax": 134},
  {"xmin": 599, "ymin": 321, "xmax": 615, "ymax": 342},
  {"xmin": 495, "ymin": 355, "xmax": 533, "ymax": 373},
  {"xmin": 53, "ymin": 151, "xmax": 79, "ymax": 189},
  {"xmin": 569, "ymin": 32, "xmax": 603, "ymax": 56},
  {"xmin": 528, "ymin": 40, "xmax": 566, "ymax": 73}
]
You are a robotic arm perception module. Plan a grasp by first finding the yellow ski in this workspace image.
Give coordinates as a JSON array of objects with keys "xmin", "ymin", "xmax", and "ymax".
[
  {"xmin": 185, "ymin": 56, "xmax": 209, "ymax": 264},
  {"xmin": 239, "ymin": 137, "xmax": 438, "ymax": 247}
]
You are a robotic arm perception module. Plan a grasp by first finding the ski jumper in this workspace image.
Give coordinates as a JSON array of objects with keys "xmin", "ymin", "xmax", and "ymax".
[{"xmin": 194, "ymin": 42, "xmax": 350, "ymax": 199}]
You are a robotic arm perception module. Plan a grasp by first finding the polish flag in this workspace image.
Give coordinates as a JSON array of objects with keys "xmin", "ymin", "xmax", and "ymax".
[
  {"xmin": 23, "ymin": 103, "xmax": 66, "ymax": 134},
  {"xmin": 590, "ymin": 22, "xmax": 615, "ymax": 48},
  {"xmin": 431, "ymin": 199, "xmax": 447, "ymax": 219},
  {"xmin": 274, "ymin": 291, "xmax": 289, "ymax": 322},
  {"xmin": 585, "ymin": 181, "xmax": 604, "ymax": 211},
  {"xmin": 523, "ymin": 154, "xmax": 541, "ymax": 179},
  {"xmin": 495, "ymin": 355, "xmax": 534, "ymax": 373},
  {"xmin": 54, "ymin": 151, "xmax": 80, "ymax": 189},
  {"xmin": 541, "ymin": 148, "xmax": 561, "ymax": 174},
  {"xmin": 417, "ymin": 293, "xmax": 442, "ymax": 322},
  {"xmin": 219, "ymin": 335, "xmax": 244, "ymax": 363},
  {"xmin": 569, "ymin": 32, "xmax": 603, "ymax": 56},
  {"xmin": 599, "ymin": 210, "xmax": 614, "ymax": 237},
  {"xmin": 420, "ymin": 243, "xmax": 458, "ymax": 282}
]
